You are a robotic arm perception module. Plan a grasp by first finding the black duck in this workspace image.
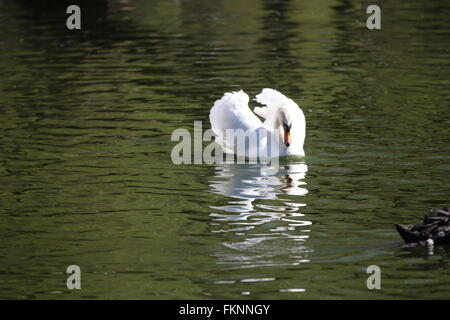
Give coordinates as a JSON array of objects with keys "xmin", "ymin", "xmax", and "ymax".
[{"xmin": 395, "ymin": 208, "xmax": 450, "ymax": 246}]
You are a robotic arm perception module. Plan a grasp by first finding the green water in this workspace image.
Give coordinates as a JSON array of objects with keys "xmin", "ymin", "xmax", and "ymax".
[{"xmin": 0, "ymin": 0, "xmax": 449, "ymax": 299}]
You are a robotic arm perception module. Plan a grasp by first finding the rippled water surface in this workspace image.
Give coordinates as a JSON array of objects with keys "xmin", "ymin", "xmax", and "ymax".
[{"xmin": 1, "ymin": 0, "xmax": 449, "ymax": 299}]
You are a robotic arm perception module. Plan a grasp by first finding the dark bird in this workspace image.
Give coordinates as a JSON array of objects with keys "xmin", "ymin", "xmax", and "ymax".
[{"xmin": 395, "ymin": 208, "xmax": 450, "ymax": 246}]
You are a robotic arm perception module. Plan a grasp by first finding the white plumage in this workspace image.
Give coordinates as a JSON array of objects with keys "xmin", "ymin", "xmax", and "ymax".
[{"xmin": 209, "ymin": 88, "xmax": 305, "ymax": 158}]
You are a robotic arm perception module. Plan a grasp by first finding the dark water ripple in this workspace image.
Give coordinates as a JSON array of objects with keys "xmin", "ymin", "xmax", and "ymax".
[{"xmin": 0, "ymin": 0, "xmax": 449, "ymax": 299}]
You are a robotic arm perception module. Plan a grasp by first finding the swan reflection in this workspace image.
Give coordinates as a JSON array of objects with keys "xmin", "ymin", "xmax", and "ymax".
[{"xmin": 208, "ymin": 161, "xmax": 312, "ymax": 269}]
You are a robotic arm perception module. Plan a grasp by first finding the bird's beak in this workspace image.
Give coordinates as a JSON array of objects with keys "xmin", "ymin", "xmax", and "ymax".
[{"xmin": 284, "ymin": 128, "xmax": 291, "ymax": 147}]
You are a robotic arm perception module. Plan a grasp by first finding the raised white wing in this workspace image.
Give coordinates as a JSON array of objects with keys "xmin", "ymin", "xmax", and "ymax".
[
  {"xmin": 209, "ymin": 90, "xmax": 263, "ymax": 143},
  {"xmin": 254, "ymin": 88, "xmax": 296, "ymax": 121},
  {"xmin": 255, "ymin": 88, "xmax": 306, "ymax": 157}
]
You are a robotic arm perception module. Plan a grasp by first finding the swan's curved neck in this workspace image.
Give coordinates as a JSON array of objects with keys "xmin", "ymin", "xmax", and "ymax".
[{"xmin": 273, "ymin": 107, "xmax": 288, "ymax": 129}]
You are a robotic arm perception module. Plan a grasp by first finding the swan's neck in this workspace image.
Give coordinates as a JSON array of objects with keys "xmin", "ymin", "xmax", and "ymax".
[
  {"xmin": 272, "ymin": 109, "xmax": 289, "ymax": 149},
  {"xmin": 272, "ymin": 109, "xmax": 285, "ymax": 130}
]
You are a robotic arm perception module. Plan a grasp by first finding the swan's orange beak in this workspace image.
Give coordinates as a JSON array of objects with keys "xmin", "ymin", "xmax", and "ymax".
[{"xmin": 284, "ymin": 129, "xmax": 291, "ymax": 147}]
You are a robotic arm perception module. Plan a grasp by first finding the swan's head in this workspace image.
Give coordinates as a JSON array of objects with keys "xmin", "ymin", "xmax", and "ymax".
[{"xmin": 276, "ymin": 107, "xmax": 293, "ymax": 147}]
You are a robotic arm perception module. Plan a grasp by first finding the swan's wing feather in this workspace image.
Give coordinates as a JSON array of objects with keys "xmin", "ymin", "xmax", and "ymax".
[
  {"xmin": 253, "ymin": 106, "xmax": 268, "ymax": 119},
  {"xmin": 255, "ymin": 88, "xmax": 293, "ymax": 111},
  {"xmin": 254, "ymin": 88, "xmax": 306, "ymax": 157},
  {"xmin": 209, "ymin": 90, "xmax": 263, "ymax": 140}
]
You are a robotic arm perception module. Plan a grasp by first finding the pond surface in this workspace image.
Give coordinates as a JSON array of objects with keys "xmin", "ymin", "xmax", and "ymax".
[{"xmin": 0, "ymin": 0, "xmax": 449, "ymax": 299}]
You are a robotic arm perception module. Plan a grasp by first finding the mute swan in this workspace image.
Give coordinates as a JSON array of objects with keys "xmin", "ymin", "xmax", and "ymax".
[{"xmin": 209, "ymin": 89, "xmax": 306, "ymax": 158}]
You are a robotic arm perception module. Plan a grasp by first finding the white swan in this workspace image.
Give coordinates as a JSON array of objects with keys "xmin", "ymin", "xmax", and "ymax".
[{"xmin": 209, "ymin": 88, "xmax": 306, "ymax": 158}]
